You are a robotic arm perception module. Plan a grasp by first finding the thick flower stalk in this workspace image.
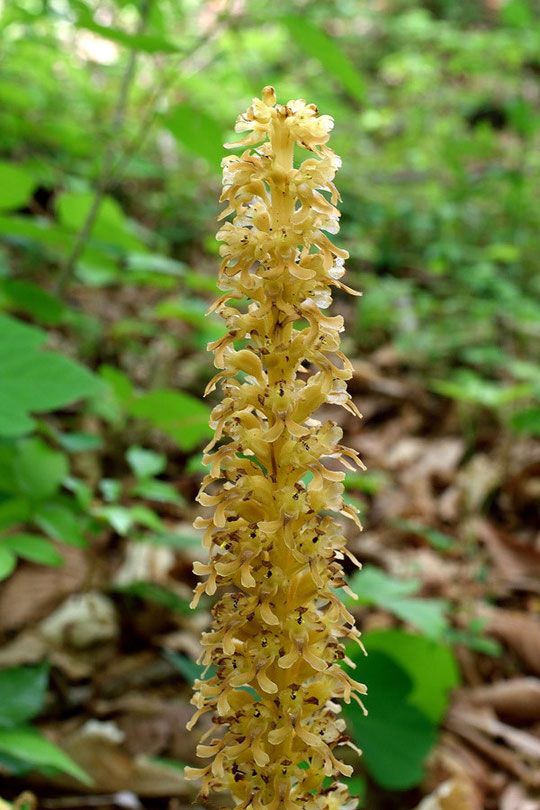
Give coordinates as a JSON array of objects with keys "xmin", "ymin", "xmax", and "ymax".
[{"xmin": 186, "ymin": 87, "xmax": 366, "ymax": 810}]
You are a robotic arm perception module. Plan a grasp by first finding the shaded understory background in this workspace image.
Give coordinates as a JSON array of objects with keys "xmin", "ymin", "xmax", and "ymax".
[{"xmin": 0, "ymin": 0, "xmax": 539, "ymax": 808}]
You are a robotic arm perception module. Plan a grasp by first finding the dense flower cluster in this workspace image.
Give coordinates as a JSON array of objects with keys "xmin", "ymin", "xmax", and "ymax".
[{"xmin": 186, "ymin": 87, "xmax": 366, "ymax": 810}]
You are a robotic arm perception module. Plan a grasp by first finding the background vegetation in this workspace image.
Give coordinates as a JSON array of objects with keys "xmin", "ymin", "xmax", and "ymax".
[{"xmin": 1, "ymin": 0, "xmax": 539, "ymax": 808}]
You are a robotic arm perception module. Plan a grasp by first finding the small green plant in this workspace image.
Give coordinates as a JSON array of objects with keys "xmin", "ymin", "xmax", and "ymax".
[{"xmin": 0, "ymin": 664, "xmax": 89, "ymax": 784}]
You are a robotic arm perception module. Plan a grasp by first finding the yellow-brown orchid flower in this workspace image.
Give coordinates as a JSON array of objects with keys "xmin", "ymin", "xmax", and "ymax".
[{"xmin": 187, "ymin": 87, "xmax": 366, "ymax": 810}]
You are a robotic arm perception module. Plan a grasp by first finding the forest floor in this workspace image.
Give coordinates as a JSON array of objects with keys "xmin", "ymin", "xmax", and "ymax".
[{"xmin": 1, "ymin": 282, "xmax": 539, "ymax": 810}]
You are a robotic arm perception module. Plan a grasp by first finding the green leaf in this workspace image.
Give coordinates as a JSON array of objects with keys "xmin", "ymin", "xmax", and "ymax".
[
  {"xmin": 69, "ymin": 0, "xmax": 181, "ymax": 52},
  {"xmin": 131, "ymin": 479, "xmax": 185, "ymax": 505},
  {"xmin": 127, "ymin": 389, "xmax": 211, "ymax": 450},
  {"xmin": 444, "ymin": 627, "xmax": 502, "ymax": 657},
  {"xmin": 361, "ymin": 630, "xmax": 459, "ymax": 723},
  {"xmin": 392, "ymin": 520, "xmax": 456, "ymax": 551},
  {"xmin": 511, "ymin": 407, "xmax": 540, "ymax": 436},
  {"xmin": 57, "ymin": 192, "xmax": 145, "ymax": 253},
  {"xmin": 1, "ymin": 280, "xmax": 65, "ymax": 325},
  {"xmin": 154, "ymin": 297, "xmax": 223, "ymax": 344},
  {"xmin": 0, "ymin": 664, "xmax": 49, "ymax": 727},
  {"xmin": 348, "ymin": 565, "xmax": 419, "ymax": 603},
  {"xmin": 387, "ymin": 598, "xmax": 448, "ymax": 641},
  {"xmin": 0, "ymin": 163, "xmax": 36, "ymax": 211},
  {"xmin": 282, "ymin": 16, "xmax": 366, "ymax": 102},
  {"xmin": 94, "ymin": 505, "xmax": 133, "ymax": 535},
  {"xmin": 164, "ymin": 104, "xmax": 224, "ymax": 167},
  {"xmin": 0, "ymin": 545, "xmax": 16, "ymax": 581},
  {"xmin": 344, "ymin": 651, "xmax": 436, "ymax": 789},
  {"xmin": 343, "ymin": 471, "xmax": 387, "ymax": 494},
  {"xmin": 0, "ymin": 216, "xmax": 75, "ymax": 254},
  {"xmin": 33, "ymin": 500, "xmax": 87, "ymax": 547},
  {"xmin": 126, "ymin": 253, "xmax": 186, "ymax": 277},
  {"xmin": 138, "ymin": 532, "xmax": 203, "ymax": 549},
  {"xmin": 501, "ymin": 0, "xmax": 533, "ymax": 26},
  {"xmin": 431, "ymin": 371, "xmax": 531, "ymax": 408},
  {"xmin": 99, "ymin": 364, "xmax": 134, "ymax": 402},
  {"xmin": 347, "ymin": 566, "xmax": 449, "ymax": 640},
  {"xmin": 0, "ymin": 726, "xmax": 91, "ymax": 784},
  {"xmin": 2, "ymin": 534, "xmax": 63, "ymax": 567},
  {"xmin": 13, "ymin": 438, "xmax": 68, "ymax": 501},
  {"xmin": 0, "ymin": 498, "xmax": 29, "ymax": 532},
  {"xmin": 126, "ymin": 445, "xmax": 166, "ymax": 479},
  {"xmin": 54, "ymin": 431, "xmax": 103, "ymax": 452},
  {"xmin": 99, "ymin": 478, "xmax": 122, "ymax": 502},
  {"xmin": 0, "ymin": 315, "xmax": 101, "ymax": 437},
  {"xmin": 94, "ymin": 504, "xmax": 163, "ymax": 534}
]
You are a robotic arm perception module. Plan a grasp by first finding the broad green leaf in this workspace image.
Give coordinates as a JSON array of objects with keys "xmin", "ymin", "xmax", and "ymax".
[
  {"xmin": 431, "ymin": 371, "xmax": 531, "ymax": 408},
  {"xmin": 0, "ymin": 664, "xmax": 49, "ymax": 727},
  {"xmin": 139, "ymin": 532, "xmax": 203, "ymax": 549},
  {"xmin": 13, "ymin": 438, "xmax": 68, "ymax": 501},
  {"xmin": 69, "ymin": 0, "xmax": 181, "ymax": 52},
  {"xmin": 347, "ymin": 566, "xmax": 449, "ymax": 640},
  {"xmin": 0, "ymin": 498, "xmax": 29, "ymax": 531},
  {"xmin": 344, "ymin": 651, "xmax": 436, "ymax": 789},
  {"xmin": 2, "ymin": 534, "xmax": 63, "ymax": 567},
  {"xmin": 128, "ymin": 505, "xmax": 164, "ymax": 531},
  {"xmin": 386, "ymin": 598, "xmax": 449, "ymax": 641},
  {"xmin": 131, "ymin": 479, "xmax": 185, "ymax": 505},
  {"xmin": 33, "ymin": 500, "xmax": 87, "ymax": 547},
  {"xmin": 57, "ymin": 192, "xmax": 145, "ymax": 253},
  {"xmin": 0, "ymin": 216, "xmax": 75, "ymax": 254},
  {"xmin": 348, "ymin": 565, "xmax": 419, "ymax": 603},
  {"xmin": 0, "ymin": 545, "xmax": 16, "ymax": 581},
  {"xmin": 1, "ymin": 280, "xmax": 65, "ymax": 325},
  {"xmin": 0, "ymin": 316, "xmax": 101, "ymax": 437},
  {"xmin": 343, "ymin": 471, "xmax": 387, "ymax": 494},
  {"xmin": 126, "ymin": 446, "xmax": 166, "ymax": 479},
  {"xmin": 392, "ymin": 520, "xmax": 456, "ymax": 551},
  {"xmin": 154, "ymin": 297, "xmax": 223, "ymax": 345},
  {"xmin": 127, "ymin": 389, "xmax": 211, "ymax": 451},
  {"xmin": 94, "ymin": 504, "xmax": 163, "ymax": 534},
  {"xmin": 99, "ymin": 365, "xmax": 134, "ymax": 402},
  {"xmin": 54, "ymin": 431, "xmax": 103, "ymax": 452},
  {"xmin": 501, "ymin": 0, "xmax": 533, "ymax": 26},
  {"xmin": 511, "ymin": 407, "xmax": 540, "ymax": 436},
  {"xmin": 361, "ymin": 630, "xmax": 459, "ymax": 723},
  {"xmin": 0, "ymin": 726, "xmax": 91, "ymax": 784},
  {"xmin": 445, "ymin": 627, "xmax": 502, "ymax": 657},
  {"xmin": 99, "ymin": 478, "xmax": 122, "ymax": 502},
  {"xmin": 282, "ymin": 16, "xmax": 366, "ymax": 102},
  {"xmin": 64, "ymin": 477, "xmax": 93, "ymax": 511},
  {"xmin": 0, "ymin": 163, "xmax": 36, "ymax": 211},
  {"xmin": 164, "ymin": 104, "xmax": 224, "ymax": 167},
  {"xmin": 94, "ymin": 505, "xmax": 133, "ymax": 535},
  {"xmin": 126, "ymin": 253, "xmax": 186, "ymax": 277}
]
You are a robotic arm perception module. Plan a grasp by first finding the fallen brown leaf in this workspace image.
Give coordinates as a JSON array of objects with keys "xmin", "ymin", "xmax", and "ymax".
[
  {"xmin": 479, "ymin": 606, "xmax": 540, "ymax": 677},
  {"xmin": 466, "ymin": 678, "xmax": 540, "ymax": 720}
]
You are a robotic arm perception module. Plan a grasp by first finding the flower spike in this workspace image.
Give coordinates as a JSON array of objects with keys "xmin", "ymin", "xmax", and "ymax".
[{"xmin": 188, "ymin": 88, "xmax": 366, "ymax": 810}]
